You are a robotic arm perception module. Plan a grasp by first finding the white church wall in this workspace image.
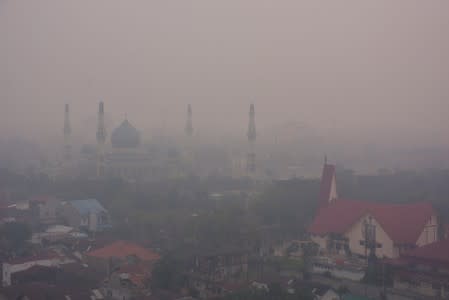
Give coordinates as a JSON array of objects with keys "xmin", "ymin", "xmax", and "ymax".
[{"xmin": 344, "ymin": 214, "xmax": 396, "ymax": 258}]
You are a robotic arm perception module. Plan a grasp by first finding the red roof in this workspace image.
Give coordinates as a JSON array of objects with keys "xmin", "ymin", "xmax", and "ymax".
[
  {"xmin": 402, "ymin": 239, "xmax": 449, "ymax": 264},
  {"xmin": 318, "ymin": 164, "xmax": 335, "ymax": 208},
  {"xmin": 310, "ymin": 163, "xmax": 436, "ymax": 245},
  {"xmin": 87, "ymin": 240, "xmax": 160, "ymax": 262},
  {"xmin": 309, "ymin": 199, "xmax": 435, "ymax": 244}
]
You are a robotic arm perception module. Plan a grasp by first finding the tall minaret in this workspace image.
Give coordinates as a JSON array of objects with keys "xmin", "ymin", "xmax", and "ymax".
[
  {"xmin": 247, "ymin": 103, "xmax": 256, "ymax": 173},
  {"xmin": 63, "ymin": 104, "xmax": 72, "ymax": 163},
  {"xmin": 96, "ymin": 101, "xmax": 106, "ymax": 178},
  {"xmin": 185, "ymin": 104, "xmax": 193, "ymax": 137}
]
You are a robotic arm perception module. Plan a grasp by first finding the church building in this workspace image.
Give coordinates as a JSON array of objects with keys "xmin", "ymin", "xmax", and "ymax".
[{"xmin": 309, "ymin": 163, "xmax": 439, "ymax": 259}]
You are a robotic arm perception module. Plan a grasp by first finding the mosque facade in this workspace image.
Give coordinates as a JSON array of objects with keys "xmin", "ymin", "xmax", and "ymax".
[{"xmin": 106, "ymin": 119, "xmax": 152, "ymax": 181}]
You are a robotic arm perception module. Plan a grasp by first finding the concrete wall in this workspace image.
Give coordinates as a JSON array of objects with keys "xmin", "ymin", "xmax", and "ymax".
[
  {"xmin": 62, "ymin": 203, "xmax": 82, "ymax": 228},
  {"xmin": 2, "ymin": 258, "xmax": 64, "ymax": 287},
  {"xmin": 38, "ymin": 199, "xmax": 61, "ymax": 220}
]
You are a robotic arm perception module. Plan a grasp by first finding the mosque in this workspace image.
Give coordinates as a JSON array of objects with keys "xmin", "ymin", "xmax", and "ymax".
[
  {"xmin": 61, "ymin": 102, "xmax": 259, "ymax": 181},
  {"xmin": 106, "ymin": 119, "xmax": 152, "ymax": 180}
]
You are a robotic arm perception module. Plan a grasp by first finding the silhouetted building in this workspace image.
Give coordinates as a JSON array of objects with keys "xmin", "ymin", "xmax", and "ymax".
[
  {"xmin": 247, "ymin": 104, "xmax": 256, "ymax": 174},
  {"xmin": 96, "ymin": 102, "xmax": 107, "ymax": 178}
]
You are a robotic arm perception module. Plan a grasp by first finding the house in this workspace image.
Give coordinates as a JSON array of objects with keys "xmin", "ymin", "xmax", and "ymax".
[
  {"xmin": 29, "ymin": 196, "xmax": 62, "ymax": 226},
  {"xmin": 0, "ymin": 282, "xmax": 105, "ymax": 300},
  {"xmin": 102, "ymin": 263, "xmax": 152, "ymax": 300},
  {"xmin": 312, "ymin": 286, "xmax": 340, "ymax": 300},
  {"xmin": 1, "ymin": 250, "xmax": 75, "ymax": 287},
  {"xmin": 30, "ymin": 224, "xmax": 88, "ymax": 245},
  {"xmin": 63, "ymin": 199, "xmax": 111, "ymax": 232},
  {"xmin": 85, "ymin": 240, "xmax": 160, "ymax": 299},
  {"xmin": 387, "ymin": 239, "xmax": 449, "ymax": 298},
  {"xmin": 309, "ymin": 163, "xmax": 438, "ymax": 259},
  {"xmin": 86, "ymin": 240, "xmax": 160, "ymax": 276}
]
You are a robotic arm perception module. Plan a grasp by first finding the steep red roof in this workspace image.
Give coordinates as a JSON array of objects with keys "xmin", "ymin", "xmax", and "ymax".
[
  {"xmin": 309, "ymin": 199, "xmax": 435, "ymax": 244},
  {"xmin": 86, "ymin": 240, "xmax": 160, "ymax": 262},
  {"xmin": 402, "ymin": 239, "xmax": 449, "ymax": 264},
  {"xmin": 318, "ymin": 164, "xmax": 336, "ymax": 207}
]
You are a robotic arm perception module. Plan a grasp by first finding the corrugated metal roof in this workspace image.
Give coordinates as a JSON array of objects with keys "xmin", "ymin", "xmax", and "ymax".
[{"xmin": 69, "ymin": 199, "xmax": 106, "ymax": 216}]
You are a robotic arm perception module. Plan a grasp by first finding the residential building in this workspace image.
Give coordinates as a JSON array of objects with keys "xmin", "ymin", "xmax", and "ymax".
[
  {"xmin": 0, "ymin": 282, "xmax": 105, "ymax": 300},
  {"xmin": 102, "ymin": 264, "xmax": 151, "ymax": 300},
  {"xmin": 1, "ymin": 250, "xmax": 75, "ymax": 287},
  {"xmin": 387, "ymin": 239, "xmax": 449, "ymax": 298},
  {"xmin": 63, "ymin": 199, "xmax": 111, "ymax": 232},
  {"xmin": 29, "ymin": 196, "xmax": 62, "ymax": 226},
  {"xmin": 312, "ymin": 287, "xmax": 340, "ymax": 300},
  {"xmin": 85, "ymin": 240, "xmax": 160, "ymax": 277},
  {"xmin": 309, "ymin": 163, "xmax": 438, "ymax": 259}
]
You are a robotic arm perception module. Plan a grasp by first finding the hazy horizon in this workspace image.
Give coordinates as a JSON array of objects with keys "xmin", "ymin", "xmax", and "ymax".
[{"xmin": 1, "ymin": 1, "xmax": 448, "ymax": 148}]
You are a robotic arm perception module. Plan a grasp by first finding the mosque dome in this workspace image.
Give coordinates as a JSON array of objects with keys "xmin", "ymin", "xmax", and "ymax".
[{"xmin": 111, "ymin": 119, "xmax": 141, "ymax": 148}]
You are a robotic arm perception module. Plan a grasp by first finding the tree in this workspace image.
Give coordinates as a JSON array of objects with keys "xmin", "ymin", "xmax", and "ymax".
[
  {"xmin": 151, "ymin": 254, "xmax": 186, "ymax": 290},
  {"xmin": 0, "ymin": 222, "xmax": 32, "ymax": 252}
]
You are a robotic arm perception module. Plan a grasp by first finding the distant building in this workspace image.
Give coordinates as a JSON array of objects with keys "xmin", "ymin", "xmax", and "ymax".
[
  {"xmin": 106, "ymin": 119, "xmax": 153, "ymax": 181},
  {"xmin": 387, "ymin": 239, "xmax": 449, "ymax": 298},
  {"xmin": 1, "ymin": 250, "xmax": 74, "ymax": 287},
  {"xmin": 312, "ymin": 287, "xmax": 340, "ymax": 300},
  {"xmin": 102, "ymin": 263, "xmax": 152, "ymax": 299},
  {"xmin": 85, "ymin": 239, "xmax": 160, "ymax": 291},
  {"xmin": 63, "ymin": 199, "xmax": 111, "ymax": 232},
  {"xmin": 309, "ymin": 162, "xmax": 439, "ymax": 259},
  {"xmin": 29, "ymin": 196, "xmax": 62, "ymax": 227},
  {"xmin": 0, "ymin": 282, "xmax": 105, "ymax": 300}
]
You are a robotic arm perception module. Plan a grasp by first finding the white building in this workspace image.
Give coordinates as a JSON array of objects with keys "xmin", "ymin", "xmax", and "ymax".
[{"xmin": 2, "ymin": 251, "xmax": 74, "ymax": 287}]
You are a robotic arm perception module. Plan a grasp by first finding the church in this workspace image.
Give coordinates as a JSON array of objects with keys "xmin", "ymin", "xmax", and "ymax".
[{"xmin": 309, "ymin": 162, "xmax": 439, "ymax": 259}]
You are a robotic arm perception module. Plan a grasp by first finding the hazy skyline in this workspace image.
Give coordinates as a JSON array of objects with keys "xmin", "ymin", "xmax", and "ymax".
[{"xmin": 1, "ymin": 1, "xmax": 448, "ymax": 146}]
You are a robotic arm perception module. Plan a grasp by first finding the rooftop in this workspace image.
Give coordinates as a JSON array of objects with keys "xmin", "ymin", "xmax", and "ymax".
[
  {"xmin": 309, "ymin": 163, "xmax": 436, "ymax": 244},
  {"xmin": 111, "ymin": 119, "xmax": 141, "ymax": 148},
  {"xmin": 309, "ymin": 199, "xmax": 435, "ymax": 244},
  {"xmin": 402, "ymin": 239, "xmax": 449, "ymax": 264},
  {"xmin": 68, "ymin": 199, "xmax": 106, "ymax": 216},
  {"xmin": 87, "ymin": 240, "xmax": 160, "ymax": 262},
  {"xmin": 5, "ymin": 250, "xmax": 62, "ymax": 264}
]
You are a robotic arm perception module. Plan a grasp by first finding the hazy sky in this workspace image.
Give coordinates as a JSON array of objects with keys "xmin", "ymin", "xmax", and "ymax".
[{"xmin": 1, "ymin": 0, "xmax": 448, "ymax": 145}]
